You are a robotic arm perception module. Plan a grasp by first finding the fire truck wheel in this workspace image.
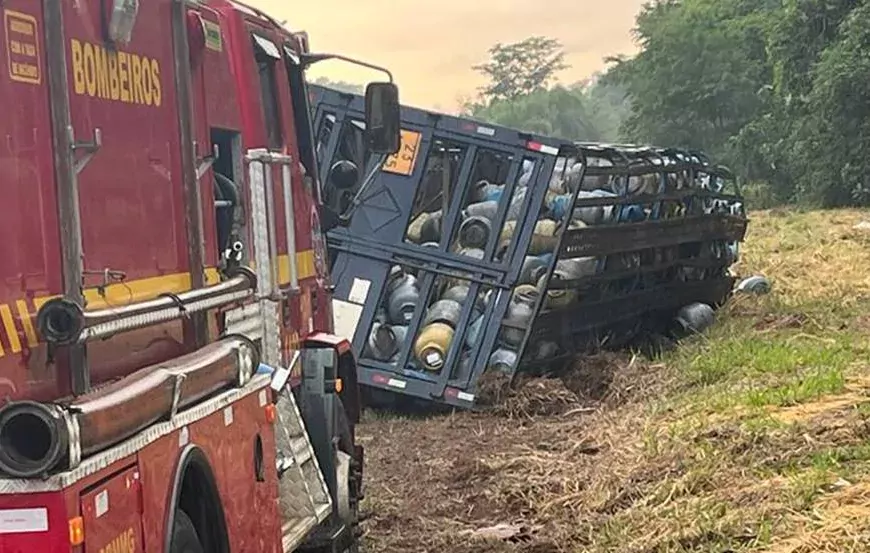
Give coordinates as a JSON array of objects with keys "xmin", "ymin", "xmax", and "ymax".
[{"xmin": 170, "ymin": 510, "xmax": 205, "ymax": 553}]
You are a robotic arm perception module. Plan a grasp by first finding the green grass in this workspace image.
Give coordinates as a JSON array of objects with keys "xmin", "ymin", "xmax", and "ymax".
[{"xmin": 359, "ymin": 209, "xmax": 870, "ymax": 553}]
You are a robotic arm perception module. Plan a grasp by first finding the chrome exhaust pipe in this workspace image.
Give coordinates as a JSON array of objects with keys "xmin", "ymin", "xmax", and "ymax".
[{"xmin": 37, "ymin": 267, "xmax": 256, "ymax": 345}]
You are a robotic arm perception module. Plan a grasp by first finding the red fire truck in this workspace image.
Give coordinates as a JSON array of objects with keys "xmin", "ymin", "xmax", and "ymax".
[{"xmin": 0, "ymin": 0, "xmax": 399, "ymax": 551}]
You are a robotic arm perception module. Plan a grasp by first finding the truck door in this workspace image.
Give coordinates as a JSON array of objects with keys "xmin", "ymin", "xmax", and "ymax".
[{"xmin": 0, "ymin": 2, "xmax": 65, "ymax": 400}]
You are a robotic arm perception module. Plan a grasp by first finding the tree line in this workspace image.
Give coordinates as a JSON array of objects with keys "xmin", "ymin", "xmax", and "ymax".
[
  {"xmin": 466, "ymin": 1, "xmax": 870, "ymax": 209},
  {"xmin": 312, "ymin": 1, "xmax": 870, "ymax": 208}
]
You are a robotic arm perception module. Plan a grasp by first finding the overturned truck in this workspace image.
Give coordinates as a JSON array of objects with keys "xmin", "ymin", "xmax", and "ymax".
[{"xmin": 310, "ymin": 84, "xmax": 748, "ymax": 409}]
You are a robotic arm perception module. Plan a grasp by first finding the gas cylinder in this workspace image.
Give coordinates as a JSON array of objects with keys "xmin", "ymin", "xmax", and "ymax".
[
  {"xmin": 414, "ymin": 322, "xmax": 454, "ymax": 371},
  {"xmin": 406, "ymin": 211, "xmax": 435, "ymax": 243},
  {"xmin": 674, "ymin": 303, "xmax": 715, "ymax": 336},
  {"xmin": 547, "ymin": 193, "xmax": 575, "ymax": 222},
  {"xmin": 470, "ymin": 179, "xmax": 491, "ymax": 203},
  {"xmin": 420, "ymin": 210, "xmax": 443, "ymax": 243},
  {"xmin": 458, "ymin": 215, "xmax": 492, "ymax": 249},
  {"xmin": 520, "ymin": 256, "xmax": 549, "ymax": 285},
  {"xmin": 538, "ymin": 273, "xmax": 578, "ymax": 310},
  {"xmin": 386, "ymin": 265, "xmax": 407, "ymax": 294},
  {"xmin": 465, "ymin": 200, "xmax": 499, "ymax": 220},
  {"xmin": 366, "ymin": 323, "xmax": 408, "ymax": 361},
  {"xmin": 482, "ymin": 184, "xmax": 504, "ymax": 202},
  {"xmin": 488, "ymin": 348, "xmax": 518, "ymax": 374},
  {"xmin": 506, "ymin": 188, "xmax": 528, "ymax": 220},
  {"xmin": 550, "ymin": 190, "xmax": 619, "ymax": 225},
  {"xmin": 442, "ymin": 285, "xmax": 484, "ymax": 315},
  {"xmin": 736, "ymin": 275, "xmax": 770, "ymax": 295},
  {"xmin": 618, "ymin": 204, "xmax": 646, "ymax": 223},
  {"xmin": 528, "ymin": 220, "xmax": 559, "ymax": 255},
  {"xmin": 501, "ymin": 286, "xmax": 537, "ymax": 347},
  {"xmin": 459, "ymin": 247, "xmax": 485, "ymax": 260},
  {"xmin": 387, "ymin": 274, "xmax": 420, "ymax": 324},
  {"xmin": 555, "ymin": 257, "xmax": 597, "ymax": 280},
  {"xmin": 423, "ymin": 299, "xmax": 463, "ymax": 328}
]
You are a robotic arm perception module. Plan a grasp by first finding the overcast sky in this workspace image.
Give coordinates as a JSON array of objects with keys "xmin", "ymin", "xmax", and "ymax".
[{"xmin": 248, "ymin": 0, "xmax": 646, "ymax": 112}]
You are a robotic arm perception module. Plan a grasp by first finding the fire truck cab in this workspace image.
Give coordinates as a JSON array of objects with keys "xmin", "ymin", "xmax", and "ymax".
[{"xmin": 0, "ymin": 0, "xmax": 399, "ymax": 552}]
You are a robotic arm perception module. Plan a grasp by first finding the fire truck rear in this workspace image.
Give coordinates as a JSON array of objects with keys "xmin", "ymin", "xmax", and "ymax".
[{"xmin": 0, "ymin": 0, "xmax": 399, "ymax": 552}]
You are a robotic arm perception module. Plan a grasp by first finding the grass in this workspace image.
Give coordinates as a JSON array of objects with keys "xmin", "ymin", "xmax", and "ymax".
[{"xmin": 357, "ymin": 208, "xmax": 870, "ymax": 553}]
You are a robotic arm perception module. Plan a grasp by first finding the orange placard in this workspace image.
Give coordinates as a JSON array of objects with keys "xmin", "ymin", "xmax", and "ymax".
[{"xmin": 382, "ymin": 129, "xmax": 422, "ymax": 176}]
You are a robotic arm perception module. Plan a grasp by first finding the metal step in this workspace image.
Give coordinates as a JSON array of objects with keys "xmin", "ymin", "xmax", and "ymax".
[{"xmin": 273, "ymin": 386, "xmax": 333, "ymax": 552}]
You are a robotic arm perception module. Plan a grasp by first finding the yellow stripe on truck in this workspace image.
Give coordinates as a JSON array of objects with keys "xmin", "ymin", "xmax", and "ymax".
[
  {"xmin": 277, "ymin": 250, "xmax": 317, "ymax": 285},
  {"xmin": 0, "ymin": 304, "xmax": 22, "ymax": 353},
  {"xmin": 0, "ymin": 252, "xmax": 317, "ymax": 355},
  {"xmin": 16, "ymin": 300, "xmax": 38, "ymax": 347}
]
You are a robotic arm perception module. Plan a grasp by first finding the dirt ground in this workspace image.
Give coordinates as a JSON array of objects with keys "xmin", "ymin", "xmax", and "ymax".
[{"xmin": 356, "ymin": 210, "xmax": 870, "ymax": 553}]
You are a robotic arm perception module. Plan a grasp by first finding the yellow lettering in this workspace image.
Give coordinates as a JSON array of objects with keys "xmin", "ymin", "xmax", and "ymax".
[
  {"xmin": 97, "ymin": 527, "xmax": 136, "ymax": 553},
  {"xmin": 108, "ymin": 51, "xmax": 120, "ymax": 100},
  {"xmin": 118, "ymin": 52, "xmax": 130, "ymax": 102},
  {"xmin": 94, "ymin": 45, "xmax": 109, "ymax": 99},
  {"xmin": 66, "ymin": 39, "xmax": 161, "ymax": 106},
  {"xmin": 10, "ymin": 40, "xmax": 21, "ymax": 54},
  {"xmin": 24, "ymin": 43, "xmax": 35, "ymax": 57},
  {"xmin": 140, "ymin": 56, "xmax": 152, "ymax": 105},
  {"xmin": 130, "ymin": 54, "xmax": 142, "ymax": 104},
  {"xmin": 150, "ymin": 59, "xmax": 161, "ymax": 107},
  {"xmin": 82, "ymin": 42, "xmax": 96, "ymax": 96},
  {"xmin": 70, "ymin": 39, "xmax": 84, "ymax": 95}
]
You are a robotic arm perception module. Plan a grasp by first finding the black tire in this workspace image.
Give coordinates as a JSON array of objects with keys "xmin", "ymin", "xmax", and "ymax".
[
  {"xmin": 335, "ymin": 405, "xmax": 362, "ymax": 553},
  {"xmin": 169, "ymin": 510, "xmax": 204, "ymax": 553}
]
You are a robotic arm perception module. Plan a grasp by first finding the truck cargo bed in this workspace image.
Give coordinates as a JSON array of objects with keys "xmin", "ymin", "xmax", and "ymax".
[{"xmin": 311, "ymin": 85, "xmax": 747, "ymax": 409}]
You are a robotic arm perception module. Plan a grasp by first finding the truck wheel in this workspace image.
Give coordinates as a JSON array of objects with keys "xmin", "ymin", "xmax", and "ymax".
[
  {"xmin": 170, "ymin": 510, "xmax": 205, "ymax": 553},
  {"xmin": 335, "ymin": 405, "xmax": 362, "ymax": 553}
]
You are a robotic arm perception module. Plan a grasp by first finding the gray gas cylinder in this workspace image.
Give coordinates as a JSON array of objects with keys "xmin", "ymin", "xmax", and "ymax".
[
  {"xmin": 520, "ymin": 256, "xmax": 549, "ymax": 286},
  {"xmin": 423, "ymin": 299, "xmax": 463, "ymax": 328},
  {"xmin": 387, "ymin": 274, "xmax": 420, "ymax": 325},
  {"xmin": 488, "ymin": 348, "xmax": 518, "ymax": 374},
  {"xmin": 674, "ymin": 302, "xmax": 715, "ymax": 336},
  {"xmin": 458, "ymin": 215, "xmax": 492, "ymax": 250},
  {"xmin": 465, "ymin": 200, "xmax": 500, "ymax": 220}
]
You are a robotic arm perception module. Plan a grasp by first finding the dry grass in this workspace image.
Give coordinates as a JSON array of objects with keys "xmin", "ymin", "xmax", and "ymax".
[{"xmin": 357, "ymin": 209, "xmax": 870, "ymax": 552}]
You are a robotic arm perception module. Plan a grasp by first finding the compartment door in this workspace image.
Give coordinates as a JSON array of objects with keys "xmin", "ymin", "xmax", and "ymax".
[{"xmin": 80, "ymin": 466, "xmax": 144, "ymax": 553}]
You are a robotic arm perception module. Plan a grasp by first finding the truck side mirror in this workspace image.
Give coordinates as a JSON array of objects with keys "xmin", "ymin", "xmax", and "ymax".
[{"xmin": 364, "ymin": 82, "xmax": 400, "ymax": 155}]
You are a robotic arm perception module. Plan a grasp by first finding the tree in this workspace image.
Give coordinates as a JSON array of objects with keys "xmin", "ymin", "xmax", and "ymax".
[
  {"xmin": 607, "ymin": 0, "xmax": 774, "ymax": 161},
  {"xmin": 311, "ymin": 77, "xmax": 364, "ymax": 95},
  {"xmin": 472, "ymin": 36, "xmax": 569, "ymax": 103},
  {"xmin": 790, "ymin": 2, "xmax": 870, "ymax": 206},
  {"xmin": 463, "ymin": 78, "xmax": 629, "ymax": 143}
]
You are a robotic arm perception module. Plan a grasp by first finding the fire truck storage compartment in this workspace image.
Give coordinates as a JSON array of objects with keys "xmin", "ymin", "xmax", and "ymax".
[
  {"xmin": 311, "ymin": 84, "xmax": 748, "ymax": 410},
  {"xmin": 79, "ymin": 465, "xmax": 144, "ymax": 553}
]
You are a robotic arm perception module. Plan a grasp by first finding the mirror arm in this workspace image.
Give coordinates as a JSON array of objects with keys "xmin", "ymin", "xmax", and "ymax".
[
  {"xmin": 338, "ymin": 153, "xmax": 388, "ymax": 225},
  {"xmin": 300, "ymin": 52, "xmax": 394, "ymax": 83}
]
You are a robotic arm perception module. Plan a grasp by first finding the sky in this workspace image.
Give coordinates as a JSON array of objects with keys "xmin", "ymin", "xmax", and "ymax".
[{"xmin": 247, "ymin": 0, "xmax": 647, "ymax": 113}]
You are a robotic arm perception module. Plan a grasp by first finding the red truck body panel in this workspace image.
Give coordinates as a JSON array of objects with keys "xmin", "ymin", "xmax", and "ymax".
[
  {"xmin": 0, "ymin": 0, "xmax": 330, "ymax": 404},
  {"xmin": 0, "ymin": 0, "xmax": 345, "ymax": 551}
]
